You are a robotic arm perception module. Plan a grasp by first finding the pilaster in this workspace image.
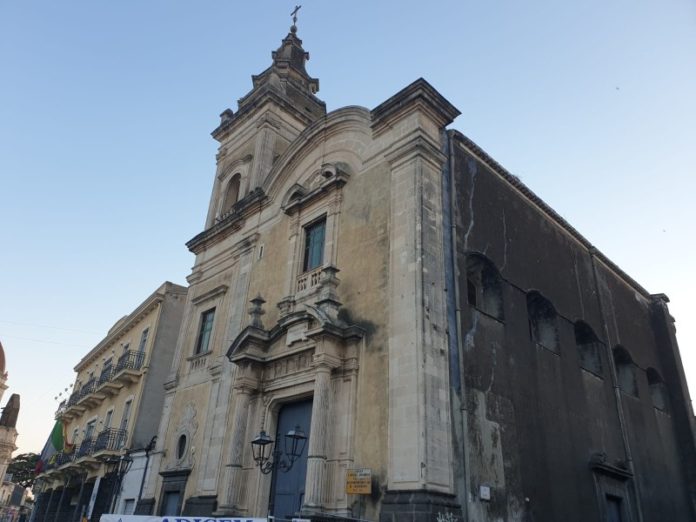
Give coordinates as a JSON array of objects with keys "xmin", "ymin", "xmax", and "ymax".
[
  {"xmin": 249, "ymin": 114, "xmax": 280, "ymax": 190},
  {"xmin": 303, "ymin": 355, "xmax": 340, "ymax": 510},
  {"xmin": 216, "ymin": 382, "xmax": 256, "ymax": 515},
  {"xmin": 377, "ymin": 79, "xmax": 460, "ymax": 497}
]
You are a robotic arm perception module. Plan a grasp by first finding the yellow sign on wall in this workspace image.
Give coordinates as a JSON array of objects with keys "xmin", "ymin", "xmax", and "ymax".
[{"xmin": 346, "ymin": 468, "xmax": 372, "ymax": 495}]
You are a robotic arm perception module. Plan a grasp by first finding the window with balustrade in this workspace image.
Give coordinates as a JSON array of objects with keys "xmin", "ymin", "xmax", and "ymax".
[
  {"xmin": 195, "ymin": 308, "xmax": 215, "ymax": 355},
  {"xmin": 303, "ymin": 218, "xmax": 326, "ymax": 272}
]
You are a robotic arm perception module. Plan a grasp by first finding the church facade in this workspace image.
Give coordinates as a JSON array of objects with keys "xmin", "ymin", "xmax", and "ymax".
[{"xmin": 132, "ymin": 24, "xmax": 696, "ymax": 522}]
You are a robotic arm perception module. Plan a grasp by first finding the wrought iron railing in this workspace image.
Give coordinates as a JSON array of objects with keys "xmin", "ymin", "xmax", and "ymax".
[
  {"xmin": 98, "ymin": 365, "xmax": 113, "ymax": 387},
  {"xmin": 115, "ymin": 350, "xmax": 144, "ymax": 373},
  {"xmin": 79, "ymin": 379, "xmax": 96, "ymax": 399},
  {"xmin": 66, "ymin": 391, "xmax": 80, "ymax": 407},
  {"xmin": 93, "ymin": 428, "xmax": 127, "ymax": 452},
  {"xmin": 61, "ymin": 354, "xmax": 144, "ymax": 415},
  {"xmin": 76, "ymin": 438, "xmax": 94, "ymax": 458},
  {"xmin": 55, "ymin": 451, "xmax": 75, "ymax": 466}
]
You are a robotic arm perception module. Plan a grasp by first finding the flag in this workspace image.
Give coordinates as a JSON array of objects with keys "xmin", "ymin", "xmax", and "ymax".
[{"xmin": 35, "ymin": 420, "xmax": 67, "ymax": 474}]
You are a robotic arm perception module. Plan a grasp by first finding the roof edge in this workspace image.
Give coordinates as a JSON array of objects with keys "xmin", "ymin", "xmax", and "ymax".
[{"xmin": 450, "ymin": 130, "xmax": 652, "ymax": 298}]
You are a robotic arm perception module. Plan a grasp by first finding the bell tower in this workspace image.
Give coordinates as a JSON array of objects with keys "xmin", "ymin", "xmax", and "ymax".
[{"xmin": 203, "ymin": 19, "xmax": 326, "ymax": 230}]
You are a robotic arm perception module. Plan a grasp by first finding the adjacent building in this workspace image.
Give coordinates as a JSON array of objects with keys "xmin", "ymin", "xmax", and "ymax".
[
  {"xmin": 0, "ymin": 343, "xmax": 19, "ymax": 490},
  {"xmin": 32, "ymin": 282, "xmax": 186, "ymax": 522}
]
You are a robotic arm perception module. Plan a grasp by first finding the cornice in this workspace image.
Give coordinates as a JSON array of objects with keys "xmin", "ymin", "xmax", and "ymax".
[
  {"xmin": 263, "ymin": 106, "xmax": 371, "ymax": 201},
  {"xmin": 75, "ymin": 282, "xmax": 186, "ymax": 371},
  {"xmin": 191, "ymin": 284, "xmax": 229, "ymax": 305},
  {"xmin": 281, "ymin": 169, "xmax": 349, "ymax": 215},
  {"xmin": 383, "ymin": 133, "xmax": 447, "ymax": 171},
  {"xmin": 227, "ymin": 307, "xmax": 364, "ymax": 365},
  {"xmin": 211, "ymin": 85, "xmax": 325, "ymax": 142},
  {"xmin": 371, "ymin": 78, "xmax": 460, "ymax": 137},
  {"xmin": 186, "ymin": 189, "xmax": 266, "ymax": 254}
]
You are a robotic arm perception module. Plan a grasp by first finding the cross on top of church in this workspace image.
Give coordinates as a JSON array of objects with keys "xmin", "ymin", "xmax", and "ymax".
[
  {"xmin": 290, "ymin": 5, "xmax": 301, "ymax": 32},
  {"xmin": 291, "ymin": 5, "xmax": 301, "ymax": 24}
]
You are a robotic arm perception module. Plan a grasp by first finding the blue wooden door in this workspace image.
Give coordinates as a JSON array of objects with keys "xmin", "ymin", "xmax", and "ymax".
[{"xmin": 270, "ymin": 399, "xmax": 313, "ymax": 519}]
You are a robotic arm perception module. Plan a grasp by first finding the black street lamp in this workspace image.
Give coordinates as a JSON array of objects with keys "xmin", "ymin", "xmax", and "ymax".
[
  {"xmin": 250, "ymin": 425, "xmax": 307, "ymax": 475},
  {"xmin": 99, "ymin": 453, "xmax": 133, "ymax": 514}
]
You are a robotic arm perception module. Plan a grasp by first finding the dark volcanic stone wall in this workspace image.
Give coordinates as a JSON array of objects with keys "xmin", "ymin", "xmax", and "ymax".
[{"xmin": 448, "ymin": 132, "xmax": 696, "ymax": 521}]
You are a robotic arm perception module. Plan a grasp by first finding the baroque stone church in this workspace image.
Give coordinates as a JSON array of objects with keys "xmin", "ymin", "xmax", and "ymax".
[{"xmin": 135, "ymin": 22, "xmax": 696, "ymax": 522}]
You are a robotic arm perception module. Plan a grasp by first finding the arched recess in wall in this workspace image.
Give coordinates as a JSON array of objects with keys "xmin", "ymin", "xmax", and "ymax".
[
  {"xmin": 466, "ymin": 253, "xmax": 504, "ymax": 320},
  {"xmin": 646, "ymin": 367, "xmax": 670, "ymax": 412},
  {"xmin": 527, "ymin": 291, "xmax": 559, "ymax": 353},
  {"xmin": 575, "ymin": 321, "xmax": 603, "ymax": 376},
  {"xmin": 221, "ymin": 173, "xmax": 241, "ymax": 215},
  {"xmin": 613, "ymin": 346, "xmax": 639, "ymax": 397}
]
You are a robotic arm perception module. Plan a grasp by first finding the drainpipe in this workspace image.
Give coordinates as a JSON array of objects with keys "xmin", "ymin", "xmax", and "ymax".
[
  {"xmin": 136, "ymin": 436, "xmax": 157, "ymax": 509},
  {"xmin": 589, "ymin": 248, "xmax": 643, "ymax": 521},
  {"xmin": 443, "ymin": 129, "xmax": 469, "ymax": 522}
]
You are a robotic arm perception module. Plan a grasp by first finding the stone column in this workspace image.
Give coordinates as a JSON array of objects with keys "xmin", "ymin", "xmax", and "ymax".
[
  {"xmin": 220, "ymin": 385, "xmax": 253, "ymax": 513},
  {"xmin": 303, "ymin": 357, "xmax": 335, "ymax": 510}
]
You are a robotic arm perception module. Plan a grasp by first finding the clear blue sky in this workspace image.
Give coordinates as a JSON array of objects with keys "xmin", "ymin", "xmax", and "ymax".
[{"xmin": 1, "ymin": 1, "xmax": 695, "ymax": 455}]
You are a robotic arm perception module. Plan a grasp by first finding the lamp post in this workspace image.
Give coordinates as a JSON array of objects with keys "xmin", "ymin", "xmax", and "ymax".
[
  {"xmin": 250, "ymin": 425, "xmax": 307, "ymax": 475},
  {"xmin": 250, "ymin": 425, "xmax": 307, "ymax": 517},
  {"xmin": 100, "ymin": 453, "xmax": 133, "ymax": 514}
]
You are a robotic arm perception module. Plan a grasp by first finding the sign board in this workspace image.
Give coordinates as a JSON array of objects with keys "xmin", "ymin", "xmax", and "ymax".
[
  {"xmin": 346, "ymin": 468, "xmax": 372, "ymax": 495},
  {"xmin": 100, "ymin": 517, "xmax": 267, "ymax": 522}
]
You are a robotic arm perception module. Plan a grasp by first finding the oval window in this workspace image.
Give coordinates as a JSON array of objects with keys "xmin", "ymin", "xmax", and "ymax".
[{"xmin": 177, "ymin": 434, "xmax": 187, "ymax": 459}]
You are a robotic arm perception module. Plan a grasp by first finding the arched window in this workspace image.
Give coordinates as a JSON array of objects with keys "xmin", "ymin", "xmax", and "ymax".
[
  {"xmin": 527, "ymin": 292, "xmax": 559, "ymax": 353},
  {"xmin": 222, "ymin": 173, "xmax": 241, "ymax": 215},
  {"xmin": 647, "ymin": 368, "xmax": 669, "ymax": 412},
  {"xmin": 613, "ymin": 346, "xmax": 638, "ymax": 397},
  {"xmin": 575, "ymin": 321, "xmax": 603, "ymax": 375},
  {"xmin": 466, "ymin": 254, "xmax": 504, "ymax": 320}
]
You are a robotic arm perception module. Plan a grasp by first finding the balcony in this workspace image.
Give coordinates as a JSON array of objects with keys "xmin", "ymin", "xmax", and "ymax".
[
  {"xmin": 296, "ymin": 266, "xmax": 322, "ymax": 293},
  {"xmin": 76, "ymin": 379, "xmax": 105, "ymax": 408},
  {"xmin": 93, "ymin": 428, "xmax": 127, "ymax": 454},
  {"xmin": 66, "ymin": 391, "xmax": 80, "ymax": 407},
  {"xmin": 98, "ymin": 366, "xmax": 112, "ymax": 386},
  {"xmin": 55, "ymin": 451, "xmax": 75, "ymax": 467},
  {"xmin": 58, "ymin": 353, "xmax": 144, "ymax": 421},
  {"xmin": 113, "ymin": 350, "xmax": 145, "ymax": 384},
  {"xmin": 80, "ymin": 379, "xmax": 96, "ymax": 398},
  {"xmin": 76, "ymin": 438, "xmax": 95, "ymax": 459},
  {"xmin": 61, "ymin": 391, "xmax": 87, "ymax": 420},
  {"xmin": 96, "ymin": 365, "xmax": 122, "ymax": 396},
  {"xmin": 54, "ymin": 400, "xmax": 67, "ymax": 420}
]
